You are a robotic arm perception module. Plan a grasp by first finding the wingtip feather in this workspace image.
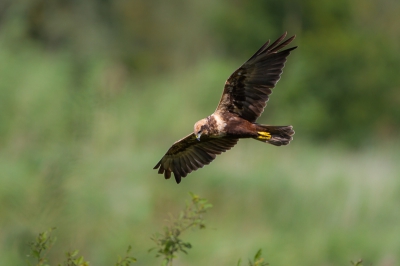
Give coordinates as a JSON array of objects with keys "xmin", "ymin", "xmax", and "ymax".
[{"xmin": 153, "ymin": 161, "xmax": 161, "ymax": 169}]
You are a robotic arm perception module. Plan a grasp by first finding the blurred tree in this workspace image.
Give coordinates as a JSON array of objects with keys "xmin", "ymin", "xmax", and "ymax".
[{"xmin": 0, "ymin": 0, "xmax": 399, "ymax": 145}]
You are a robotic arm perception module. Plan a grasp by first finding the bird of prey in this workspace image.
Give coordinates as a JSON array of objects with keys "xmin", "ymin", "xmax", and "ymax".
[{"xmin": 154, "ymin": 32, "xmax": 297, "ymax": 183}]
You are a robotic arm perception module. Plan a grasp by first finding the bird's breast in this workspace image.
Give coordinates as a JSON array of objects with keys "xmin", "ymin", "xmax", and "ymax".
[{"xmin": 209, "ymin": 113, "xmax": 227, "ymax": 136}]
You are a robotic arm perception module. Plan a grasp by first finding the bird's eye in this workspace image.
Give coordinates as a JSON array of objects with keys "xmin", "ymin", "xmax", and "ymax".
[{"xmin": 197, "ymin": 130, "xmax": 201, "ymax": 134}]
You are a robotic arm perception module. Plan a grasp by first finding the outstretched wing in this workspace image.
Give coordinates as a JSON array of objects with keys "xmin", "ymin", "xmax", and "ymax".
[
  {"xmin": 216, "ymin": 32, "xmax": 297, "ymax": 122},
  {"xmin": 154, "ymin": 133, "xmax": 239, "ymax": 184}
]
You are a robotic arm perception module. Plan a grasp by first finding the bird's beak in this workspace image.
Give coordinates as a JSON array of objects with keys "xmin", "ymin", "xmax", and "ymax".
[{"xmin": 196, "ymin": 133, "xmax": 202, "ymax": 141}]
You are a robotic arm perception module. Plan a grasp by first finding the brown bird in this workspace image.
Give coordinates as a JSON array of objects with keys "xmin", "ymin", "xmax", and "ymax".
[{"xmin": 154, "ymin": 32, "xmax": 297, "ymax": 183}]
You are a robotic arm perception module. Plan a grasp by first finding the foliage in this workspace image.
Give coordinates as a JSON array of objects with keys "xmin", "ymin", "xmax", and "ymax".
[
  {"xmin": 24, "ymin": 195, "xmax": 271, "ymax": 266},
  {"xmin": 1, "ymin": 0, "xmax": 399, "ymax": 145},
  {"xmin": 27, "ymin": 228, "xmax": 92, "ymax": 266},
  {"xmin": 115, "ymin": 246, "xmax": 137, "ymax": 266},
  {"xmin": 149, "ymin": 192, "xmax": 213, "ymax": 266},
  {"xmin": 27, "ymin": 227, "xmax": 57, "ymax": 266},
  {"xmin": 25, "ymin": 193, "xmax": 213, "ymax": 266},
  {"xmin": 237, "ymin": 249, "xmax": 269, "ymax": 266},
  {"xmin": 350, "ymin": 259, "xmax": 364, "ymax": 266},
  {"xmin": 24, "ymin": 195, "xmax": 376, "ymax": 265},
  {"xmin": 26, "ymin": 228, "xmax": 135, "ymax": 266},
  {"xmin": 61, "ymin": 250, "xmax": 89, "ymax": 266}
]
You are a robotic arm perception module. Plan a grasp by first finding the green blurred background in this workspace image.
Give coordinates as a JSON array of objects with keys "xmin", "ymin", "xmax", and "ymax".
[{"xmin": 1, "ymin": 0, "xmax": 400, "ymax": 265}]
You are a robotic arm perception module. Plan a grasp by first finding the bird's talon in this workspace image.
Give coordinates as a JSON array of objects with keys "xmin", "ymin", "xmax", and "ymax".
[{"xmin": 257, "ymin": 132, "xmax": 271, "ymax": 140}]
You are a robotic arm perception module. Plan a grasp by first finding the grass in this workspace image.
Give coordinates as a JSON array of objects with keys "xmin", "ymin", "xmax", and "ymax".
[{"xmin": 0, "ymin": 43, "xmax": 400, "ymax": 265}]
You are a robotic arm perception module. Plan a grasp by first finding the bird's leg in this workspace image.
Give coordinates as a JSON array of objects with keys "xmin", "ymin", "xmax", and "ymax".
[{"xmin": 257, "ymin": 131, "xmax": 272, "ymax": 140}]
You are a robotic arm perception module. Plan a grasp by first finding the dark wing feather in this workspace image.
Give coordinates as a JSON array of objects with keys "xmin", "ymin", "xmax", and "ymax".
[
  {"xmin": 215, "ymin": 32, "xmax": 297, "ymax": 122},
  {"xmin": 153, "ymin": 133, "xmax": 239, "ymax": 183}
]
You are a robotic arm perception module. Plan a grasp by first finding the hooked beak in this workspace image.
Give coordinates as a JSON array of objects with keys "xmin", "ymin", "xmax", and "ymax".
[{"xmin": 196, "ymin": 133, "xmax": 202, "ymax": 141}]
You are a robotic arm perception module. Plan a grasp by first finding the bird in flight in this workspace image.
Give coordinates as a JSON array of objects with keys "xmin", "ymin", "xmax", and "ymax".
[{"xmin": 154, "ymin": 32, "xmax": 297, "ymax": 183}]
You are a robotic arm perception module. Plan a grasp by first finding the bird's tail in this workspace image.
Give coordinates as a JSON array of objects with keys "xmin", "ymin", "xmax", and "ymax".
[{"xmin": 253, "ymin": 125, "xmax": 294, "ymax": 146}]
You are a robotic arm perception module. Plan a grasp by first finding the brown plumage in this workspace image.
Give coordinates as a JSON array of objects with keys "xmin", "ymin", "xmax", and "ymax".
[{"xmin": 154, "ymin": 32, "xmax": 297, "ymax": 183}]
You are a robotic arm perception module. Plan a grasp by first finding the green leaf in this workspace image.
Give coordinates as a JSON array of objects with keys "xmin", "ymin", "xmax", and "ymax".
[
  {"xmin": 254, "ymin": 249, "xmax": 262, "ymax": 261},
  {"xmin": 32, "ymin": 250, "xmax": 40, "ymax": 258},
  {"xmin": 77, "ymin": 256, "xmax": 84, "ymax": 264},
  {"xmin": 71, "ymin": 249, "xmax": 79, "ymax": 257}
]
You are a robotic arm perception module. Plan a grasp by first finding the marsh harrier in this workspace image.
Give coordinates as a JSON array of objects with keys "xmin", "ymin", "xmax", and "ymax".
[{"xmin": 154, "ymin": 32, "xmax": 297, "ymax": 183}]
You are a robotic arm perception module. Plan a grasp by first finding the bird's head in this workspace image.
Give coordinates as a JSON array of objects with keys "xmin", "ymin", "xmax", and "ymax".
[{"xmin": 194, "ymin": 118, "xmax": 210, "ymax": 141}]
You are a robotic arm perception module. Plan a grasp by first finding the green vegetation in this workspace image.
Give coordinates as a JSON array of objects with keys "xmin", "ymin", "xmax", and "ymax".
[
  {"xmin": 25, "ymin": 196, "xmax": 274, "ymax": 266},
  {"xmin": 27, "ymin": 227, "xmax": 94, "ymax": 266},
  {"xmin": 1, "ymin": 0, "xmax": 400, "ymax": 265},
  {"xmin": 27, "ymin": 227, "xmax": 58, "ymax": 266},
  {"xmin": 149, "ymin": 193, "xmax": 212, "ymax": 265},
  {"xmin": 2, "ymin": 0, "xmax": 399, "ymax": 145},
  {"xmin": 237, "ymin": 249, "xmax": 269, "ymax": 266}
]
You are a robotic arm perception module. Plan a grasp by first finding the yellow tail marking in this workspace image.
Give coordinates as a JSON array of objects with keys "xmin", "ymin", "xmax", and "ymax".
[{"xmin": 257, "ymin": 131, "xmax": 271, "ymax": 140}]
